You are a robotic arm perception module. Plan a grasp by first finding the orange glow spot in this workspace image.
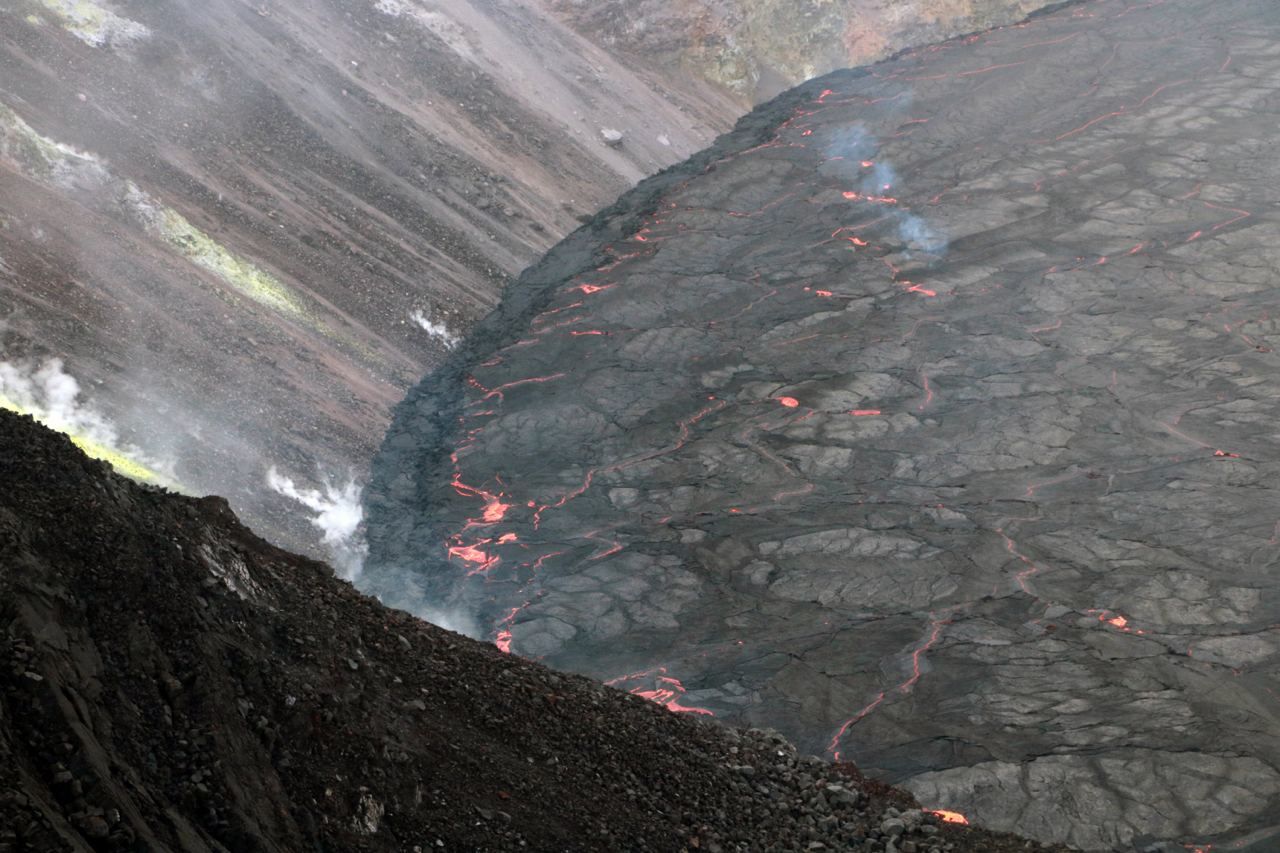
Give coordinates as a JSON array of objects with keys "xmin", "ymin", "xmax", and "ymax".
[
  {"xmin": 608, "ymin": 668, "xmax": 715, "ymax": 716},
  {"xmin": 850, "ymin": 409, "xmax": 882, "ymax": 416},
  {"xmin": 842, "ymin": 190, "xmax": 899, "ymax": 204},
  {"xmin": 576, "ymin": 283, "xmax": 612, "ymax": 294},
  {"xmin": 927, "ymin": 809, "xmax": 969, "ymax": 825},
  {"xmin": 815, "ymin": 289, "xmax": 834, "ymax": 297},
  {"xmin": 778, "ymin": 397, "xmax": 800, "ymax": 408},
  {"xmin": 1214, "ymin": 449, "xmax": 1240, "ymax": 458},
  {"xmin": 497, "ymin": 532, "xmax": 518, "ymax": 544},
  {"xmin": 861, "ymin": 160, "xmax": 874, "ymax": 168},
  {"xmin": 1107, "ymin": 615, "xmax": 1128, "ymax": 629},
  {"xmin": 482, "ymin": 500, "xmax": 512, "ymax": 523},
  {"xmin": 448, "ymin": 543, "xmax": 497, "ymax": 572},
  {"xmin": 482, "ymin": 373, "xmax": 566, "ymax": 401},
  {"xmin": 495, "ymin": 630, "xmax": 512, "ymax": 654}
]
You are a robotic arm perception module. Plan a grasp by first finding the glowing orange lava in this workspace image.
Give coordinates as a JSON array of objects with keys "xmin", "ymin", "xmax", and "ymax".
[
  {"xmin": 778, "ymin": 396, "xmax": 800, "ymax": 408},
  {"xmin": 905, "ymin": 282, "xmax": 938, "ymax": 297},
  {"xmin": 842, "ymin": 190, "xmax": 899, "ymax": 205},
  {"xmin": 927, "ymin": 809, "xmax": 969, "ymax": 825},
  {"xmin": 493, "ymin": 602, "xmax": 529, "ymax": 654},
  {"xmin": 828, "ymin": 616, "xmax": 949, "ymax": 759},
  {"xmin": 607, "ymin": 667, "xmax": 715, "ymax": 716},
  {"xmin": 448, "ymin": 542, "xmax": 498, "ymax": 573},
  {"xmin": 482, "ymin": 499, "xmax": 512, "ymax": 523},
  {"xmin": 481, "ymin": 373, "xmax": 566, "ymax": 402}
]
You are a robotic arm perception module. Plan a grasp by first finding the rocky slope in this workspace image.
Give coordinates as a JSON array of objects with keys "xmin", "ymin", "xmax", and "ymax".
[
  {"xmin": 365, "ymin": 0, "xmax": 1280, "ymax": 849},
  {"xmin": 547, "ymin": 0, "xmax": 1060, "ymax": 101},
  {"xmin": 0, "ymin": 0, "xmax": 739, "ymax": 555},
  {"xmin": 0, "ymin": 408, "xmax": 1076, "ymax": 852},
  {"xmin": 0, "ymin": 0, "xmax": 1045, "ymax": 563}
]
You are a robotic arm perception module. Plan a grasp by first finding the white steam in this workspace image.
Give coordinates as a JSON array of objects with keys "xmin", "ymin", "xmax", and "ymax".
[
  {"xmin": 32, "ymin": 0, "xmax": 151, "ymax": 49},
  {"xmin": 411, "ymin": 604, "xmax": 482, "ymax": 639},
  {"xmin": 0, "ymin": 102, "xmax": 111, "ymax": 192},
  {"xmin": 373, "ymin": 1, "xmax": 477, "ymax": 62},
  {"xmin": 266, "ymin": 468, "xmax": 368, "ymax": 581},
  {"xmin": 896, "ymin": 213, "xmax": 947, "ymax": 253},
  {"xmin": 826, "ymin": 122, "xmax": 949, "ymax": 255},
  {"xmin": 0, "ymin": 357, "xmax": 174, "ymax": 483},
  {"xmin": 410, "ymin": 309, "xmax": 461, "ymax": 350}
]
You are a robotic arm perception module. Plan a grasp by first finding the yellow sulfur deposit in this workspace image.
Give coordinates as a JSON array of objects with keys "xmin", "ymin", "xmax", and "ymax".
[
  {"xmin": 0, "ymin": 391, "xmax": 175, "ymax": 488},
  {"xmin": 156, "ymin": 207, "xmax": 308, "ymax": 319}
]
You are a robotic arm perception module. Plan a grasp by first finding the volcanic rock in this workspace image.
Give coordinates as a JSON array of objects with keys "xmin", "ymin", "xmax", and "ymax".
[
  {"xmin": 0, "ymin": 0, "xmax": 738, "ymax": 555},
  {"xmin": 546, "ymin": 0, "xmax": 1064, "ymax": 100},
  {"xmin": 365, "ymin": 0, "xmax": 1280, "ymax": 850},
  {"xmin": 0, "ymin": 408, "xmax": 1066, "ymax": 852}
]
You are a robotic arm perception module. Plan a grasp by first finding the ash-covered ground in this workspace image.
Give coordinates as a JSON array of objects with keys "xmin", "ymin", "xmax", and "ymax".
[{"xmin": 366, "ymin": 0, "xmax": 1280, "ymax": 849}]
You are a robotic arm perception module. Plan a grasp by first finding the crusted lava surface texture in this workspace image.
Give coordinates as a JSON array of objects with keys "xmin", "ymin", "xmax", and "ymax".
[
  {"xmin": 365, "ymin": 0, "xmax": 1280, "ymax": 850},
  {"xmin": 0, "ymin": 409, "xmax": 1068, "ymax": 852}
]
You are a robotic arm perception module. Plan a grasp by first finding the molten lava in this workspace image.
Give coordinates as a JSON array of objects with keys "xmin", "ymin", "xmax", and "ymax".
[{"xmin": 606, "ymin": 667, "xmax": 715, "ymax": 716}]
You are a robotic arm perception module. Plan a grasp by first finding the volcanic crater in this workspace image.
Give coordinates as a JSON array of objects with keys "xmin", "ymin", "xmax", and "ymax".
[{"xmin": 365, "ymin": 0, "xmax": 1280, "ymax": 849}]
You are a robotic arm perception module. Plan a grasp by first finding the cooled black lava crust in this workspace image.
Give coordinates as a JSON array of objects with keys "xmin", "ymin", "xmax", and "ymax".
[{"xmin": 366, "ymin": 1, "xmax": 1280, "ymax": 848}]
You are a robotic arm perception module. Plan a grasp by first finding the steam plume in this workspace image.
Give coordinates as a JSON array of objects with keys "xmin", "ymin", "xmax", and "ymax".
[
  {"xmin": 266, "ymin": 469, "xmax": 368, "ymax": 581},
  {"xmin": 826, "ymin": 122, "xmax": 949, "ymax": 255},
  {"xmin": 0, "ymin": 357, "xmax": 174, "ymax": 485},
  {"xmin": 411, "ymin": 309, "xmax": 461, "ymax": 350}
]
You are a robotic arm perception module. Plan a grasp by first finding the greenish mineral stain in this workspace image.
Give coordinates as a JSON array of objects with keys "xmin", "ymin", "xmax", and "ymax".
[{"xmin": 156, "ymin": 207, "xmax": 308, "ymax": 320}]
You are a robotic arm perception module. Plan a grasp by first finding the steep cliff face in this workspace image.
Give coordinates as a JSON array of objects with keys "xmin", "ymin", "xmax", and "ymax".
[
  {"xmin": 366, "ymin": 0, "xmax": 1280, "ymax": 849},
  {"xmin": 545, "ymin": 0, "xmax": 1059, "ymax": 101},
  {"xmin": 0, "ymin": 0, "xmax": 738, "ymax": 555}
]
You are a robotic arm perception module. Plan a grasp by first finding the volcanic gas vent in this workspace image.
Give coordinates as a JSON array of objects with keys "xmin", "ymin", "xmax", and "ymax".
[{"xmin": 366, "ymin": 1, "xmax": 1280, "ymax": 850}]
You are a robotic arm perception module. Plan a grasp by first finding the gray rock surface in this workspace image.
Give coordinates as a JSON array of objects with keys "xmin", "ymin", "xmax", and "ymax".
[
  {"xmin": 367, "ymin": 0, "xmax": 1280, "ymax": 849},
  {"xmin": 0, "ymin": 0, "xmax": 737, "ymax": 554}
]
